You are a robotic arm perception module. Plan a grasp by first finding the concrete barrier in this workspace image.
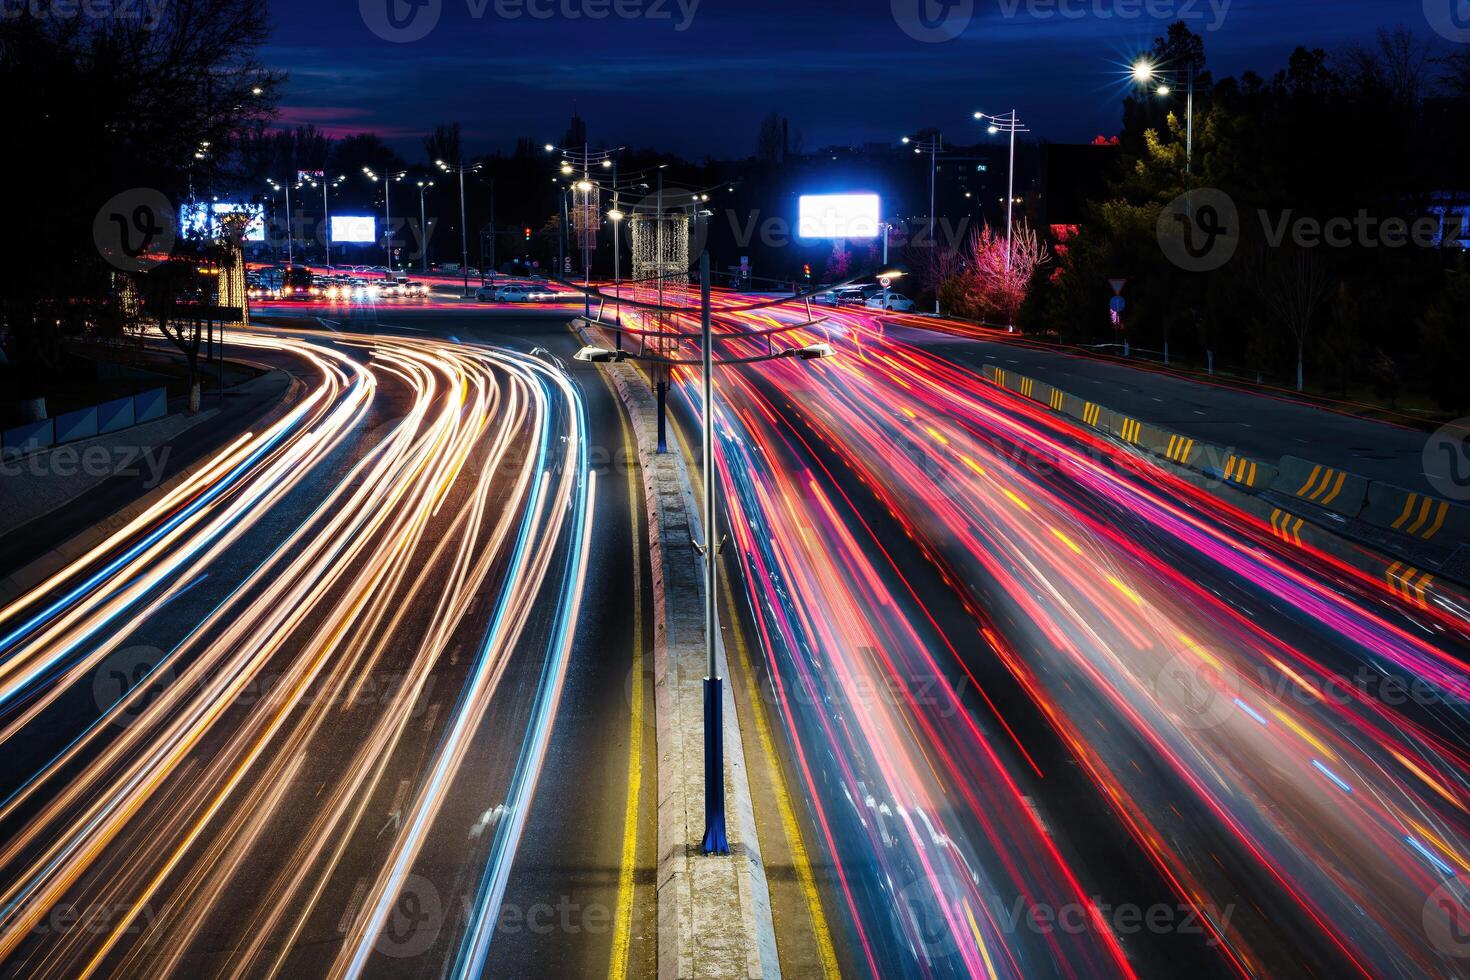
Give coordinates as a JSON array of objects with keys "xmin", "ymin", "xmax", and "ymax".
[
  {"xmin": 1272, "ymin": 456, "xmax": 1369, "ymax": 518},
  {"xmin": 96, "ymin": 396, "xmax": 135, "ymax": 434},
  {"xmin": 134, "ymin": 387, "xmax": 167, "ymax": 423},
  {"xmin": 1360, "ymin": 483, "xmax": 1470, "ymax": 545},
  {"xmin": 53, "ymin": 406, "xmax": 98, "ymax": 445},
  {"xmin": 1, "ymin": 419, "xmax": 54, "ymax": 455}
]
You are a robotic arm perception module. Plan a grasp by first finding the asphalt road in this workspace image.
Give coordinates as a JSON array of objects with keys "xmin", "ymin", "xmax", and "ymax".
[
  {"xmin": 0, "ymin": 311, "xmax": 651, "ymax": 979},
  {"xmin": 667, "ymin": 299, "xmax": 1470, "ymax": 978}
]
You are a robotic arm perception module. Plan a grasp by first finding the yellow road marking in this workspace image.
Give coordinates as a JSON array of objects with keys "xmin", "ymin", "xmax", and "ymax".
[
  {"xmin": 724, "ymin": 585, "xmax": 841, "ymax": 980},
  {"xmin": 610, "ymin": 399, "xmax": 644, "ymax": 980}
]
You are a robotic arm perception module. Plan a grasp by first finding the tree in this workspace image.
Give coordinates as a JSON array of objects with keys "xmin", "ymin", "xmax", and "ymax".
[
  {"xmin": 1254, "ymin": 245, "xmax": 1330, "ymax": 391},
  {"xmin": 940, "ymin": 224, "xmax": 1049, "ymax": 327},
  {"xmin": 0, "ymin": 0, "xmax": 279, "ymax": 389},
  {"xmin": 755, "ymin": 113, "xmax": 789, "ymax": 163},
  {"xmin": 425, "ymin": 123, "xmax": 463, "ymax": 167},
  {"xmin": 136, "ymin": 245, "xmax": 232, "ymax": 413}
]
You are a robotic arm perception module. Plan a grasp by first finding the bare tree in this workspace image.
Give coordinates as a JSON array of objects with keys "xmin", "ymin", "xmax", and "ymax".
[
  {"xmin": 964, "ymin": 223, "xmax": 1050, "ymax": 327},
  {"xmin": 1255, "ymin": 245, "xmax": 1330, "ymax": 391}
]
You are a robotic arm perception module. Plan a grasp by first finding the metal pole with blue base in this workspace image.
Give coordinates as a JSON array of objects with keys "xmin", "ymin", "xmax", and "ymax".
[{"xmin": 698, "ymin": 250, "xmax": 729, "ymax": 856}]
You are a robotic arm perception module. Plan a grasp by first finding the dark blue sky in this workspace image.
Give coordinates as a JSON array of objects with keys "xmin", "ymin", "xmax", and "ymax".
[{"xmin": 265, "ymin": 0, "xmax": 1438, "ymax": 158}]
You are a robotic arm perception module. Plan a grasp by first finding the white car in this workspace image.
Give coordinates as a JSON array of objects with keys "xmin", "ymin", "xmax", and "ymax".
[{"xmin": 866, "ymin": 293, "xmax": 915, "ymax": 312}]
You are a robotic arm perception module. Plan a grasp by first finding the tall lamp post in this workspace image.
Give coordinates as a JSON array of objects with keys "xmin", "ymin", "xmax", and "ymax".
[
  {"xmin": 901, "ymin": 132, "xmax": 943, "ymax": 314},
  {"xmin": 437, "ymin": 158, "xmax": 482, "ymax": 298},
  {"xmin": 973, "ymin": 110, "xmax": 1030, "ymax": 274},
  {"xmin": 415, "ymin": 179, "xmax": 434, "ymax": 273},
  {"xmin": 1132, "ymin": 57, "xmax": 1196, "ymax": 174},
  {"xmin": 305, "ymin": 173, "xmax": 346, "ymax": 268},
  {"xmin": 574, "ymin": 252, "xmax": 836, "ymax": 855},
  {"xmin": 364, "ymin": 167, "xmax": 407, "ymax": 277},
  {"xmin": 546, "ymin": 142, "xmax": 624, "ymax": 316},
  {"xmin": 267, "ymin": 178, "xmax": 295, "ymax": 267}
]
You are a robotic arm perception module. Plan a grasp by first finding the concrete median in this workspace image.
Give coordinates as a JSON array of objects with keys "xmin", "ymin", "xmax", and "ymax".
[{"xmin": 573, "ymin": 320, "xmax": 780, "ymax": 980}]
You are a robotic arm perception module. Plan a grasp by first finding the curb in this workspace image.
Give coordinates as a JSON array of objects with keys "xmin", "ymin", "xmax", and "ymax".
[
  {"xmin": 0, "ymin": 368, "xmax": 304, "ymax": 608},
  {"xmin": 576, "ymin": 322, "xmax": 780, "ymax": 979}
]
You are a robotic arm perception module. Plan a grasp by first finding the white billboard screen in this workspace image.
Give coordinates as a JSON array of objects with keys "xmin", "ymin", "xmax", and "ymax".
[
  {"xmin": 331, "ymin": 215, "xmax": 377, "ymax": 243},
  {"xmin": 798, "ymin": 194, "xmax": 880, "ymax": 239}
]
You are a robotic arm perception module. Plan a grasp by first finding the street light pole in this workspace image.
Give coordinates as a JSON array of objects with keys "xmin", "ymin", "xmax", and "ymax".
[
  {"xmin": 437, "ymin": 159, "xmax": 480, "ymax": 297},
  {"xmin": 416, "ymin": 180, "xmax": 433, "ymax": 273},
  {"xmin": 697, "ymin": 250, "xmax": 727, "ymax": 854},
  {"xmin": 572, "ymin": 273, "xmax": 835, "ymax": 860},
  {"xmin": 974, "ymin": 110, "xmax": 1030, "ymax": 277},
  {"xmin": 901, "ymin": 132, "xmax": 944, "ymax": 314}
]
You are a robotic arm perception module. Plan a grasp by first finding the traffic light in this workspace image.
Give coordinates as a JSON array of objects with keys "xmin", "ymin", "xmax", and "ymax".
[
  {"xmin": 803, "ymin": 263, "xmax": 811, "ymax": 278},
  {"xmin": 524, "ymin": 226, "xmax": 532, "ymax": 240}
]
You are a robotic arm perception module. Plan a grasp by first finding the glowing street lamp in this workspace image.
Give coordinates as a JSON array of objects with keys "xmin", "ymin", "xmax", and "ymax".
[
  {"xmin": 364, "ymin": 167, "xmax": 408, "ymax": 276},
  {"xmin": 1130, "ymin": 56, "xmax": 1196, "ymax": 174},
  {"xmin": 438, "ymin": 159, "xmax": 483, "ymax": 296},
  {"xmin": 415, "ymin": 180, "xmax": 434, "ymax": 272}
]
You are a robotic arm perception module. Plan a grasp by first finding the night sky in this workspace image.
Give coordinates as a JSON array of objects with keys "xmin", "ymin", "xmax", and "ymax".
[{"xmin": 265, "ymin": 0, "xmax": 1438, "ymax": 158}]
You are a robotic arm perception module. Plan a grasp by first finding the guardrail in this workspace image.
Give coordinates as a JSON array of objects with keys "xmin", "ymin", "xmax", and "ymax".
[{"xmin": 1, "ymin": 387, "xmax": 168, "ymax": 457}]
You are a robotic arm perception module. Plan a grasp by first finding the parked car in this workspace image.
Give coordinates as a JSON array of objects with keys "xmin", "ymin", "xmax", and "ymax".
[{"xmin": 866, "ymin": 293, "xmax": 915, "ymax": 312}]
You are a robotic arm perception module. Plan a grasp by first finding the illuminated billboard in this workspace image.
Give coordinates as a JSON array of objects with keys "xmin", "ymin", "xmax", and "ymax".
[
  {"xmin": 179, "ymin": 202, "xmax": 266, "ymax": 242},
  {"xmin": 798, "ymin": 194, "xmax": 880, "ymax": 239},
  {"xmin": 330, "ymin": 215, "xmax": 377, "ymax": 243}
]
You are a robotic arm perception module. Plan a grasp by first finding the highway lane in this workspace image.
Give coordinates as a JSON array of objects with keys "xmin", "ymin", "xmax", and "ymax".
[
  {"xmin": 644, "ymin": 295, "xmax": 1470, "ymax": 978},
  {"xmin": 345, "ymin": 307, "xmax": 658, "ymax": 980},
  {"xmin": 0, "ymin": 323, "xmax": 608, "ymax": 978}
]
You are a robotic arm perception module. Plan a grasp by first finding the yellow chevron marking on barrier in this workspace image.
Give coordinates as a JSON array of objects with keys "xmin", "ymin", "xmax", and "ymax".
[
  {"xmin": 1424, "ymin": 500, "xmax": 1449, "ymax": 540},
  {"xmin": 1083, "ymin": 403, "xmax": 1101, "ymax": 426},
  {"xmin": 1385, "ymin": 563, "xmax": 1434, "ymax": 609},
  {"xmin": 996, "ymin": 368, "xmax": 1007, "ymax": 387},
  {"xmin": 1405, "ymin": 497, "xmax": 1432, "ymax": 535},
  {"xmin": 1305, "ymin": 467, "xmax": 1328, "ymax": 499},
  {"xmin": 1050, "ymin": 389, "xmax": 1065, "ymax": 411},
  {"xmin": 1165, "ymin": 437, "xmax": 1196, "ymax": 463},
  {"xmin": 1269, "ymin": 509, "xmax": 1305, "ymax": 545},
  {"xmin": 1249, "ymin": 461, "xmax": 1259, "ymax": 485},
  {"xmin": 1392, "ymin": 493, "xmax": 1419, "ymax": 530},
  {"xmin": 1224, "ymin": 456, "xmax": 1238, "ymax": 481},
  {"xmin": 1319, "ymin": 470, "xmax": 1348, "ymax": 506},
  {"xmin": 1020, "ymin": 377, "xmax": 1034, "ymax": 398}
]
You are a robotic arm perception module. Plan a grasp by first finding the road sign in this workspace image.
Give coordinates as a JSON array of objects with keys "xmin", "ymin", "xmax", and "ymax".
[
  {"xmin": 1108, "ymin": 278, "xmax": 1127, "ymax": 295},
  {"xmin": 1109, "ymin": 295, "xmax": 1126, "ymax": 313}
]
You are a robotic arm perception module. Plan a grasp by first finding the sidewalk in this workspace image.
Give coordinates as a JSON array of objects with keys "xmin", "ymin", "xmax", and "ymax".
[{"xmin": 0, "ymin": 367, "xmax": 298, "ymax": 589}]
